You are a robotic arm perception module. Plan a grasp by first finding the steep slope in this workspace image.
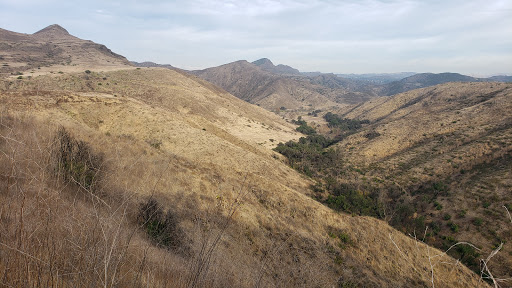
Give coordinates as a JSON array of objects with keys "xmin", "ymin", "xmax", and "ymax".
[
  {"xmin": 0, "ymin": 68, "xmax": 486, "ymax": 287},
  {"xmin": 0, "ymin": 24, "xmax": 132, "ymax": 77},
  {"xmin": 334, "ymin": 82, "xmax": 512, "ymax": 279}
]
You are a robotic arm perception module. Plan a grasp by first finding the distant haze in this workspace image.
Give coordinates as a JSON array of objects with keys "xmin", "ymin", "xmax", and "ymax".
[{"xmin": 0, "ymin": 0, "xmax": 511, "ymax": 75}]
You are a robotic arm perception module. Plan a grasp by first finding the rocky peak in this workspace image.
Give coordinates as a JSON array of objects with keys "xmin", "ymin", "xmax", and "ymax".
[{"xmin": 33, "ymin": 24, "xmax": 75, "ymax": 40}]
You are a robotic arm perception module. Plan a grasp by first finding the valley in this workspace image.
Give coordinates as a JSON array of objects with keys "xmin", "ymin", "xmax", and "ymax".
[{"xmin": 1, "ymin": 24, "xmax": 510, "ymax": 288}]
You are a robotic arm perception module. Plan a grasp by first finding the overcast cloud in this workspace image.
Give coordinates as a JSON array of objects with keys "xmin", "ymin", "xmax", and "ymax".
[{"xmin": 0, "ymin": 0, "xmax": 510, "ymax": 75}]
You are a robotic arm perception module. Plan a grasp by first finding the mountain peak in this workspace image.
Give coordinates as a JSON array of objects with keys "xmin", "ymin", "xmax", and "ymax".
[
  {"xmin": 252, "ymin": 58, "xmax": 274, "ymax": 67},
  {"xmin": 33, "ymin": 24, "xmax": 74, "ymax": 40},
  {"xmin": 252, "ymin": 58, "xmax": 301, "ymax": 75}
]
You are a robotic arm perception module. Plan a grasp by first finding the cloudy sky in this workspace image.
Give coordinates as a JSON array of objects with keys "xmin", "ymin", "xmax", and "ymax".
[{"xmin": 1, "ymin": 0, "xmax": 511, "ymax": 75}]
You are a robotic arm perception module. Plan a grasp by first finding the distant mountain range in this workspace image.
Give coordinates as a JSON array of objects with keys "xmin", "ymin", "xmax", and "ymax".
[
  {"xmin": 186, "ymin": 59, "xmax": 382, "ymax": 111},
  {"xmin": 131, "ymin": 61, "xmax": 175, "ymax": 70},
  {"xmin": 336, "ymin": 72, "xmax": 417, "ymax": 84},
  {"xmin": 176, "ymin": 59, "xmax": 511, "ymax": 112},
  {"xmin": 378, "ymin": 72, "xmax": 512, "ymax": 96}
]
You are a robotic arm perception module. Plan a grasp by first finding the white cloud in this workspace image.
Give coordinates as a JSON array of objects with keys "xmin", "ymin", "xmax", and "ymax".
[{"xmin": 0, "ymin": 0, "xmax": 511, "ymax": 74}]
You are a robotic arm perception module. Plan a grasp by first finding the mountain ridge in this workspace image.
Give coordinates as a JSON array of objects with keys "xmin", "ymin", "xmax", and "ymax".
[
  {"xmin": 190, "ymin": 59, "xmax": 379, "ymax": 112},
  {"xmin": 252, "ymin": 58, "xmax": 301, "ymax": 75},
  {"xmin": 0, "ymin": 24, "xmax": 132, "ymax": 77}
]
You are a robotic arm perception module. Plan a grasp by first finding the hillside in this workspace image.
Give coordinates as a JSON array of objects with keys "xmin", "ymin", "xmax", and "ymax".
[
  {"xmin": 331, "ymin": 82, "xmax": 512, "ymax": 280},
  {"xmin": 0, "ymin": 25, "xmax": 488, "ymax": 287},
  {"xmin": 0, "ymin": 68, "xmax": 488, "ymax": 287},
  {"xmin": 0, "ymin": 24, "xmax": 132, "ymax": 78}
]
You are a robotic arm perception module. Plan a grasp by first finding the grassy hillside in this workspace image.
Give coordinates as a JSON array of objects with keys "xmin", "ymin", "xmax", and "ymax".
[
  {"xmin": 0, "ymin": 68, "xmax": 487, "ymax": 287},
  {"xmin": 273, "ymin": 82, "xmax": 511, "ymax": 284}
]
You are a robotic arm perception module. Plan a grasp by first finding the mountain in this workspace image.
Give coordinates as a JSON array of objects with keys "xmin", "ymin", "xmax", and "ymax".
[
  {"xmin": 337, "ymin": 72, "xmax": 417, "ymax": 84},
  {"xmin": 32, "ymin": 24, "xmax": 79, "ymax": 41},
  {"xmin": 191, "ymin": 60, "xmax": 342, "ymax": 111},
  {"xmin": 380, "ymin": 72, "xmax": 480, "ymax": 95},
  {"xmin": 0, "ymin": 24, "xmax": 132, "ymax": 77},
  {"xmin": 191, "ymin": 59, "xmax": 379, "ymax": 112},
  {"xmin": 132, "ymin": 61, "xmax": 175, "ymax": 70},
  {"xmin": 252, "ymin": 58, "xmax": 301, "ymax": 75},
  {"xmin": 488, "ymin": 75, "xmax": 512, "ymax": 82},
  {"xmin": 0, "ymin": 25, "xmax": 486, "ymax": 287}
]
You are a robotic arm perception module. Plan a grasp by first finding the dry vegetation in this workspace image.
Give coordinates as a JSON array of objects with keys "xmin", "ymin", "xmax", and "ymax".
[
  {"xmin": 0, "ymin": 68, "xmax": 489, "ymax": 287},
  {"xmin": 322, "ymin": 82, "xmax": 512, "ymax": 282},
  {"xmin": 0, "ymin": 25, "xmax": 132, "ymax": 79}
]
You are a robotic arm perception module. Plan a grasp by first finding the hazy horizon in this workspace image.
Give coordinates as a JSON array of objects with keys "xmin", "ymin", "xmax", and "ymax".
[{"xmin": 1, "ymin": 0, "xmax": 511, "ymax": 75}]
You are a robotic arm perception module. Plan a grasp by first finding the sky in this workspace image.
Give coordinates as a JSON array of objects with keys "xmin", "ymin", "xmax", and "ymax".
[{"xmin": 0, "ymin": 0, "xmax": 511, "ymax": 75}]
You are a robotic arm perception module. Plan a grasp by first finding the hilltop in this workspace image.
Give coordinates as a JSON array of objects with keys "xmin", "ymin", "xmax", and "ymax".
[
  {"xmin": 252, "ymin": 58, "xmax": 301, "ymax": 75},
  {"xmin": 0, "ymin": 24, "xmax": 132, "ymax": 77}
]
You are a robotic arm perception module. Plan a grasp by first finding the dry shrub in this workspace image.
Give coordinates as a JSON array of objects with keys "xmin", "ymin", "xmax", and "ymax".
[
  {"xmin": 53, "ymin": 126, "xmax": 104, "ymax": 191},
  {"xmin": 0, "ymin": 112, "xmax": 248, "ymax": 288},
  {"xmin": 0, "ymin": 114, "xmax": 187, "ymax": 287}
]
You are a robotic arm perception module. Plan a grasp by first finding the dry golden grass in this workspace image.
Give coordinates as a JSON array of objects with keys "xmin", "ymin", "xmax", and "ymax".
[
  {"xmin": 330, "ymin": 81, "xmax": 512, "ymax": 281},
  {"xmin": 0, "ymin": 69, "xmax": 489, "ymax": 287}
]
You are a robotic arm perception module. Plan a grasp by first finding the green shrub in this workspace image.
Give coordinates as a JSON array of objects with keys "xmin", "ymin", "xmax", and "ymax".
[
  {"xmin": 454, "ymin": 244, "xmax": 481, "ymax": 273},
  {"xmin": 448, "ymin": 221, "xmax": 459, "ymax": 232},
  {"xmin": 294, "ymin": 117, "xmax": 317, "ymax": 135},
  {"xmin": 326, "ymin": 186, "xmax": 382, "ymax": 218},
  {"xmin": 337, "ymin": 279, "xmax": 358, "ymax": 288},
  {"xmin": 324, "ymin": 112, "xmax": 368, "ymax": 131},
  {"xmin": 53, "ymin": 127, "xmax": 103, "ymax": 191},
  {"xmin": 296, "ymin": 123, "xmax": 316, "ymax": 135},
  {"xmin": 137, "ymin": 197, "xmax": 187, "ymax": 252}
]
